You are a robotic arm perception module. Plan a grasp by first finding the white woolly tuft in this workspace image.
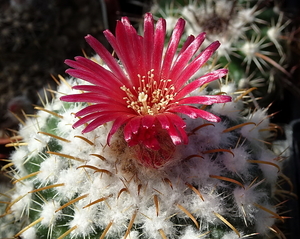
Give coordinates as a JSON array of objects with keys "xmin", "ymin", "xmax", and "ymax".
[
  {"xmin": 11, "ymin": 181, "xmax": 33, "ymax": 218},
  {"xmin": 222, "ymin": 146, "xmax": 251, "ymax": 175},
  {"xmin": 69, "ymin": 200, "xmax": 97, "ymax": 237},
  {"xmin": 40, "ymin": 200, "xmax": 62, "ymax": 226},
  {"xmin": 257, "ymin": 149, "xmax": 280, "ymax": 184},
  {"xmin": 211, "ymin": 101, "xmax": 242, "ymax": 120},
  {"xmin": 255, "ymin": 204, "xmax": 276, "ymax": 235},
  {"xmin": 36, "ymin": 155, "xmax": 66, "ymax": 184},
  {"xmin": 181, "ymin": 226, "xmax": 206, "ymax": 239},
  {"xmin": 20, "ymin": 226, "xmax": 36, "ymax": 239},
  {"xmin": 10, "ymin": 148, "xmax": 28, "ymax": 176}
]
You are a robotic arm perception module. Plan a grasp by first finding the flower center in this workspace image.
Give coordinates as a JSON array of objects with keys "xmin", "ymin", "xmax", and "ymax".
[{"xmin": 121, "ymin": 70, "xmax": 177, "ymax": 115}]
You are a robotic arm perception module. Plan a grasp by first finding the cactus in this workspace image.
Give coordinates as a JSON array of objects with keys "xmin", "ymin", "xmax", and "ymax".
[
  {"xmin": 1, "ymin": 12, "xmax": 287, "ymax": 239},
  {"xmin": 151, "ymin": 0, "xmax": 293, "ymax": 107}
]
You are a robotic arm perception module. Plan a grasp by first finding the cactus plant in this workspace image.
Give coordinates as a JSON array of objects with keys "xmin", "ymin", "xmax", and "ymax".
[
  {"xmin": 151, "ymin": 0, "xmax": 294, "ymax": 107},
  {"xmin": 1, "ymin": 12, "xmax": 287, "ymax": 239}
]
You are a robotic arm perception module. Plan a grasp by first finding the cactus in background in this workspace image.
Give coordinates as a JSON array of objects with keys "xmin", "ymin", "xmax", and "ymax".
[
  {"xmin": 1, "ymin": 12, "xmax": 287, "ymax": 239},
  {"xmin": 151, "ymin": 0, "xmax": 293, "ymax": 107}
]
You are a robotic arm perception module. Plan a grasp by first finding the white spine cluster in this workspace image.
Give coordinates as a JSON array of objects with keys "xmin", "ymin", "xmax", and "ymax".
[
  {"xmin": 0, "ymin": 75, "xmax": 286, "ymax": 239},
  {"xmin": 152, "ymin": 0, "xmax": 292, "ymax": 103}
]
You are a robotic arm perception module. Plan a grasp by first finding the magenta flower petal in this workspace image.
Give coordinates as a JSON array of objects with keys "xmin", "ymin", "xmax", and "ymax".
[
  {"xmin": 174, "ymin": 41, "xmax": 221, "ymax": 89},
  {"xmin": 85, "ymin": 35, "xmax": 128, "ymax": 83},
  {"xmin": 160, "ymin": 18, "xmax": 185, "ymax": 80},
  {"xmin": 176, "ymin": 69, "xmax": 228, "ymax": 99},
  {"xmin": 168, "ymin": 105, "xmax": 221, "ymax": 122},
  {"xmin": 107, "ymin": 114, "xmax": 134, "ymax": 144},
  {"xmin": 169, "ymin": 32, "xmax": 206, "ymax": 80},
  {"xmin": 61, "ymin": 13, "xmax": 231, "ymax": 168}
]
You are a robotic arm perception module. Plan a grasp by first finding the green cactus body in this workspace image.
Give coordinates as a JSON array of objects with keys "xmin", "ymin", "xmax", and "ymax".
[{"xmin": 1, "ymin": 75, "xmax": 285, "ymax": 239}]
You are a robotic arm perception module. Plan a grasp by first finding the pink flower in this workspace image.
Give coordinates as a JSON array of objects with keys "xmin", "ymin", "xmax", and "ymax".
[{"xmin": 61, "ymin": 13, "xmax": 231, "ymax": 168}]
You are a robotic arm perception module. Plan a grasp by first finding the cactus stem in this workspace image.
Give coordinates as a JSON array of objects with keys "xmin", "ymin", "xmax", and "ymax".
[
  {"xmin": 57, "ymin": 225, "xmax": 78, "ymax": 239},
  {"xmin": 82, "ymin": 195, "xmax": 112, "ymax": 209},
  {"xmin": 74, "ymin": 135, "xmax": 95, "ymax": 146},
  {"xmin": 38, "ymin": 131, "xmax": 71, "ymax": 143},
  {"xmin": 176, "ymin": 203, "xmax": 199, "ymax": 229},
  {"xmin": 15, "ymin": 217, "xmax": 44, "ymax": 237},
  {"xmin": 55, "ymin": 194, "xmax": 89, "ymax": 213},
  {"xmin": 247, "ymin": 160, "xmax": 280, "ymax": 172},
  {"xmin": 189, "ymin": 123, "xmax": 215, "ymax": 135},
  {"xmin": 34, "ymin": 106, "xmax": 64, "ymax": 119},
  {"xmin": 209, "ymin": 175, "xmax": 245, "ymax": 189},
  {"xmin": 28, "ymin": 183, "xmax": 65, "ymax": 194},
  {"xmin": 123, "ymin": 210, "xmax": 138, "ymax": 239},
  {"xmin": 99, "ymin": 221, "xmax": 114, "ymax": 239},
  {"xmin": 213, "ymin": 211, "xmax": 240, "ymax": 237},
  {"xmin": 223, "ymin": 122, "xmax": 256, "ymax": 133},
  {"xmin": 202, "ymin": 148, "xmax": 234, "ymax": 156},
  {"xmin": 185, "ymin": 182, "xmax": 204, "ymax": 201},
  {"xmin": 46, "ymin": 151, "xmax": 86, "ymax": 163},
  {"xmin": 12, "ymin": 171, "xmax": 40, "ymax": 184},
  {"xmin": 77, "ymin": 165, "xmax": 112, "ymax": 176},
  {"xmin": 158, "ymin": 228, "xmax": 168, "ymax": 239}
]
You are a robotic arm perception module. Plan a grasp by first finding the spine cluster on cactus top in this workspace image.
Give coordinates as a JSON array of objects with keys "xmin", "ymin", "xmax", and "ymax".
[
  {"xmin": 1, "ymin": 75, "xmax": 286, "ymax": 239},
  {"xmin": 152, "ymin": 0, "xmax": 293, "ymax": 107}
]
